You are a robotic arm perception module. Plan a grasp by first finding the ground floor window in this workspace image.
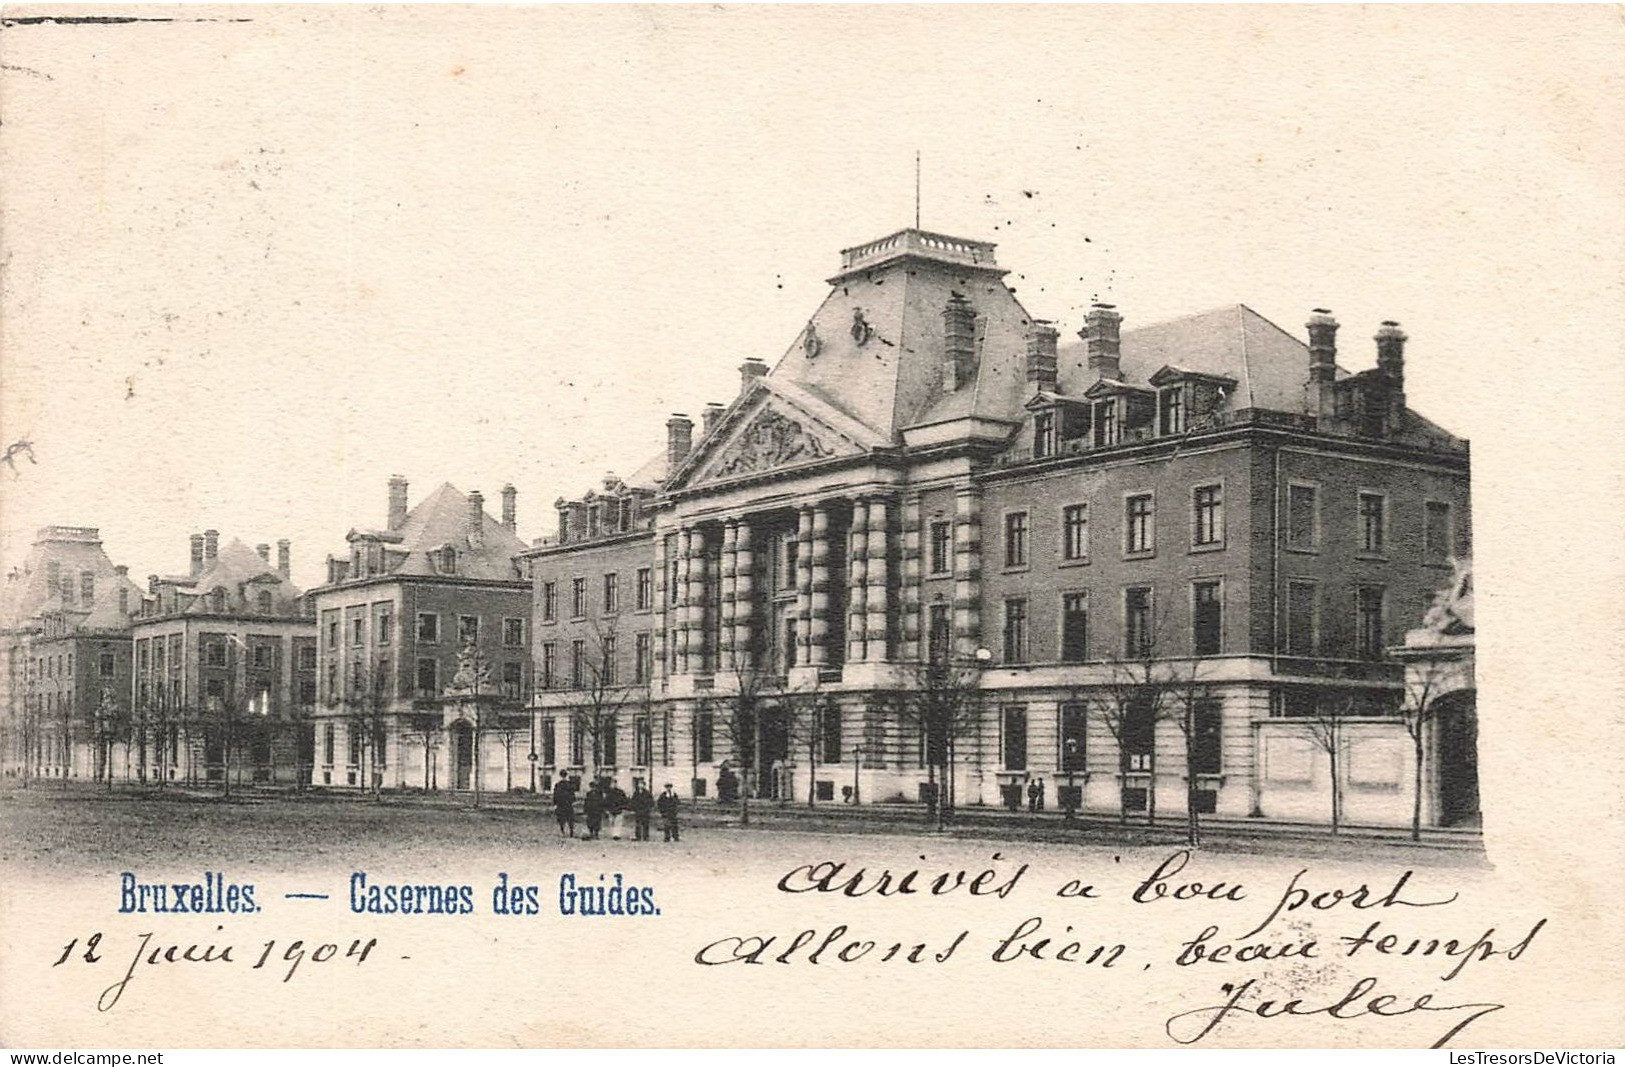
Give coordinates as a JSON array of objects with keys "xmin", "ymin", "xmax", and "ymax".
[{"xmin": 1002, "ymin": 705, "xmax": 1028, "ymax": 771}]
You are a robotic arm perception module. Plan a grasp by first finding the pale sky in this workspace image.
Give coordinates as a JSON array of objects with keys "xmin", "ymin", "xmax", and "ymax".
[{"xmin": 1, "ymin": 6, "xmax": 1620, "ymax": 598}]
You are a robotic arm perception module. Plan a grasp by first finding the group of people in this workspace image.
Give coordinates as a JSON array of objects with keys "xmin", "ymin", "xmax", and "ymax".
[{"xmin": 550, "ymin": 775, "xmax": 681, "ymax": 843}]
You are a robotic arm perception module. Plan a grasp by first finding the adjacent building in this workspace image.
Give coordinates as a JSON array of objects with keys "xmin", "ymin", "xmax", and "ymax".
[
  {"xmin": 525, "ymin": 227, "xmax": 1474, "ymax": 828},
  {"xmin": 0, "ymin": 526, "xmax": 143, "ymax": 782},
  {"xmin": 307, "ymin": 479, "xmax": 531, "ymax": 792},
  {"xmin": 129, "ymin": 531, "xmax": 315, "ymax": 787}
]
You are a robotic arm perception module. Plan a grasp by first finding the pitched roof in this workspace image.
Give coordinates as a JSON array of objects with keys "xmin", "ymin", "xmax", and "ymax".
[
  {"xmin": 380, "ymin": 483, "xmax": 528, "ymax": 580},
  {"xmin": 177, "ymin": 539, "xmax": 304, "ymax": 615},
  {"xmin": 0, "ymin": 530, "xmax": 142, "ymax": 632},
  {"xmin": 1055, "ymin": 304, "xmax": 1318, "ymax": 412}
]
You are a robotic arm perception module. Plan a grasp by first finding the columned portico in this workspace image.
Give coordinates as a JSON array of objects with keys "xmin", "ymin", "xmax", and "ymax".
[{"xmin": 846, "ymin": 496, "xmax": 869, "ymax": 664}]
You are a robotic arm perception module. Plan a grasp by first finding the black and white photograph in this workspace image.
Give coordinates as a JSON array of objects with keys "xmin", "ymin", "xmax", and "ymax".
[{"xmin": 0, "ymin": 4, "xmax": 1620, "ymax": 1051}]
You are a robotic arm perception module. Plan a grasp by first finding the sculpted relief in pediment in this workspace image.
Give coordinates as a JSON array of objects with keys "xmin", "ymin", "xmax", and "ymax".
[{"xmin": 703, "ymin": 407, "xmax": 835, "ymax": 482}]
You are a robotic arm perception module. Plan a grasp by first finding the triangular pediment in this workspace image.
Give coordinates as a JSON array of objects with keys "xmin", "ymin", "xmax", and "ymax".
[{"xmin": 671, "ymin": 385, "xmax": 868, "ymax": 490}]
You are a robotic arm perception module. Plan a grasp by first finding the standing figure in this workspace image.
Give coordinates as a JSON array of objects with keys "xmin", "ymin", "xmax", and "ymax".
[
  {"xmin": 630, "ymin": 782, "xmax": 654, "ymax": 841},
  {"xmin": 1027, "ymin": 778, "xmax": 1040, "ymax": 814},
  {"xmin": 657, "ymin": 783, "xmax": 681, "ymax": 843},
  {"xmin": 552, "ymin": 775, "xmax": 577, "ymax": 838},
  {"xmin": 583, "ymin": 780, "xmax": 605, "ymax": 840},
  {"xmin": 607, "ymin": 780, "xmax": 629, "ymax": 840}
]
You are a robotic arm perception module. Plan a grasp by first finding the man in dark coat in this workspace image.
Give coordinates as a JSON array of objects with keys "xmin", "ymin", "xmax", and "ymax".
[
  {"xmin": 582, "ymin": 780, "xmax": 605, "ymax": 840},
  {"xmin": 607, "ymin": 781, "xmax": 629, "ymax": 840},
  {"xmin": 552, "ymin": 775, "xmax": 577, "ymax": 838},
  {"xmin": 630, "ymin": 782, "xmax": 655, "ymax": 841},
  {"xmin": 657, "ymin": 783, "xmax": 681, "ymax": 843}
]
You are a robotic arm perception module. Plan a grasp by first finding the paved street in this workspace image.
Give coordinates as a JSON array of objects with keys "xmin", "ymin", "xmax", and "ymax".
[{"xmin": 0, "ymin": 780, "xmax": 1483, "ymax": 872}]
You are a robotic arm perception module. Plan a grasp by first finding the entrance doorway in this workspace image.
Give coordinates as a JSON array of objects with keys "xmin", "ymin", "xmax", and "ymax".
[
  {"xmin": 758, "ymin": 707, "xmax": 790, "ymax": 800},
  {"xmin": 450, "ymin": 721, "xmax": 473, "ymax": 791},
  {"xmin": 1435, "ymin": 691, "xmax": 1479, "ymax": 827}
]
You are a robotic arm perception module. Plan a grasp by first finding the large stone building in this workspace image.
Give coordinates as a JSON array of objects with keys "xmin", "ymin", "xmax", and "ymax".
[
  {"xmin": 525, "ymin": 227, "xmax": 1473, "ymax": 829},
  {"xmin": 307, "ymin": 479, "xmax": 531, "ymax": 793},
  {"xmin": 128, "ymin": 531, "xmax": 315, "ymax": 787},
  {"xmin": 0, "ymin": 526, "xmax": 143, "ymax": 783}
]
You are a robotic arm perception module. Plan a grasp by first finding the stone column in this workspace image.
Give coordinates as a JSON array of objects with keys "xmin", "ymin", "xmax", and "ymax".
[
  {"xmin": 687, "ymin": 527, "xmax": 710, "ymax": 673},
  {"xmin": 846, "ymin": 496, "xmax": 870, "ymax": 664},
  {"xmin": 733, "ymin": 522, "xmax": 755, "ymax": 671},
  {"xmin": 953, "ymin": 487, "xmax": 983, "ymax": 658},
  {"xmin": 808, "ymin": 504, "xmax": 833, "ymax": 667},
  {"xmin": 865, "ymin": 495, "xmax": 892, "ymax": 662},
  {"xmin": 675, "ymin": 527, "xmax": 695, "ymax": 675},
  {"xmin": 652, "ymin": 532, "xmax": 669, "ymax": 679},
  {"xmin": 901, "ymin": 494, "xmax": 923, "ymax": 662},
  {"xmin": 795, "ymin": 506, "xmax": 814, "ymax": 667},
  {"xmin": 719, "ymin": 521, "xmax": 739, "ymax": 666}
]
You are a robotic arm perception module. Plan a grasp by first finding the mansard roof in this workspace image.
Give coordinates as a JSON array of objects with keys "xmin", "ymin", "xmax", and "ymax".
[
  {"xmin": 365, "ymin": 483, "xmax": 527, "ymax": 580},
  {"xmin": 1, "ymin": 526, "xmax": 142, "ymax": 632},
  {"xmin": 165, "ymin": 539, "xmax": 305, "ymax": 616}
]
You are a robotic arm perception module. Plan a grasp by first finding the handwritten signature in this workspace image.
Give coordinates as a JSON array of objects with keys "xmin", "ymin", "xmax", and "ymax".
[{"xmin": 1165, "ymin": 976, "xmax": 1505, "ymax": 1047}]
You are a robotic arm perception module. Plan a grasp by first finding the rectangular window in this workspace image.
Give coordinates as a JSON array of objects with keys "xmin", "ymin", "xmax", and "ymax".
[
  {"xmin": 253, "ymin": 643, "xmax": 274, "ymax": 669},
  {"xmin": 1125, "ymin": 493, "xmax": 1154, "ymax": 554},
  {"xmin": 1062, "ymin": 504, "xmax": 1089, "ymax": 561},
  {"xmin": 1287, "ymin": 484, "xmax": 1318, "ymax": 548},
  {"xmin": 928, "ymin": 602, "xmax": 952, "ymax": 664},
  {"xmin": 327, "ymin": 617, "xmax": 340, "ymax": 648},
  {"xmin": 541, "ymin": 581, "xmax": 557, "ymax": 623},
  {"xmin": 541, "ymin": 718, "xmax": 557, "ymax": 766},
  {"xmin": 205, "ymin": 639, "xmax": 227, "ymax": 667},
  {"xmin": 1125, "ymin": 586, "xmax": 1154, "ymax": 657},
  {"xmin": 99, "ymin": 652, "xmax": 116, "ymax": 678},
  {"xmin": 1359, "ymin": 492, "xmax": 1386, "ymax": 554},
  {"xmin": 820, "ymin": 704, "xmax": 843, "ymax": 765},
  {"xmin": 1061, "ymin": 592, "xmax": 1089, "ymax": 663},
  {"xmin": 1159, "ymin": 386, "xmax": 1185, "ymax": 435},
  {"xmin": 352, "ymin": 615, "xmax": 365, "ymax": 644},
  {"xmin": 636, "ymin": 567, "xmax": 653, "ymax": 611},
  {"xmin": 503, "ymin": 618, "xmax": 525, "ymax": 647},
  {"xmin": 322, "ymin": 723, "xmax": 334, "ymax": 766},
  {"xmin": 601, "ymin": 717, "xmax": 618, "ymax": 767},
  {"xmin": 1123, "ymin": 695, "xmax": 1154, "ymax": 772},
  {"xmin": 80, "ymin": 573, "xmax": 95, "ymax": 605},
  {"xmin": 571, "ymin": 640, "xmax": 585, "ymax": 688},
  {"xmin": 1004, "ymin": 511, "xmax": 1029, "ymax": 568},
  {"xmin": 417, "ymin": 613, "xmax": 439, "ymax": 643},
  {"xmin": 572, "ymin": 578, "xmax": 588, "ymax": 618},
  {"xmin": 634, "ymin": 632, "xmax": 653, "ymax": 684},
  {"xmin": 1002, "ymin": 598, "xmax": 1029, "ymax": 665},
  {"xmin": 1192, "ymin": 484, "xmax": 1223, "ymax": 546},
  {"xmin": 298, "ymin": 644, "xmax": 317, "ymax": 670},
  {"xmin": 1059, "ymin": 703, "xmax": 1087, "ymax": 771},
  {"xmin": 1193, "ymin": 580, "xmax": 1222, "ymax": 656},
  {"xmin": 929, "ymin": 521, "xmax": 953, "ymax": 575},
  {"xmin": 299, "ymin": 679, "xmax": 317, "ymax": 705},
  {"xmin": 415, "ymin": 657, "xmax": 438, "ymax": 697},
  {"xmin": 1357, "ymin": 586, "xmax": 1386, "ymax": 660},
  {"xmin": 1095, "ymin": 400, "xmax": 1116, "ymax": 447},
  {"xmin": 1192, "ymin": 700, "xmax": 1222, "ymax": 776},
  {"xmin": 541, "ymin": 643, "xmax": 556, "ymax": 689},
  {"xmin": 1001, "ymin": 705, "xmax": 1028, "ymax": 771},
  {"xmin": 377, "ymin": 610, "xmax": 393, "ymax": 645},
  {"xmin": 1425, "ymin": 501, "xmax": 1453, "ymax": 561},
  {"xmin": 502, "ymin": 662, "xmax": 523, "ymax": 700},
  {"xmin": 456, "ymin": 615, "xmax": 479, "ymax": 647},
  {"xmin": 570, "ymin": 722, "xmax": 585, "ymax": 767},
  {"xmin": 601, "ymin": 636, "xmax": 617, "ymax": 686},
  {"xmin": 1033, "ymin": 412, "xmax": 1056, "ymax": 459},
  {"xmin": 1286, "ymin": 581, "xmax": 1318, "ymax": 657},
  {"xmin": 603, "ymin": 572, "xmax": 619, "ymax": 614},
  {"xmin": 695, "ymin": 709, "xmax": 715, "ymax": 764},
  {"xmin": 635, "ymin": 715, "xmax": 653, "ymax": 766}
]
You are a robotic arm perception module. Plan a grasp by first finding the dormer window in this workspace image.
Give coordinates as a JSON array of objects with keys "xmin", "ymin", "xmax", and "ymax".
[
  {"xmin": 1094, "ymin": 400, "xmax": 1116, "ymax": 447},
  {"xmin": 1159, "ymin": 386, "xmax": 1185, "ymax": 435},
  {"xmin": 435, "ymin": 546, "xmax": 457, "ymax": 575},
  {"xmin": 1033, "ymin": 411, "xmax": 1056, "ymax": 459}
]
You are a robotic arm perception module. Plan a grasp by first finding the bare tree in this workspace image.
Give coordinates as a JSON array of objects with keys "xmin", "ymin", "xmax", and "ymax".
[
  {"xmin": 780, "ymin": 672, "xmax": 832, "ymax": 808},
  {"xmin": 715, "ymin": 649, "xmax": 782, "ymax": 827},
  {"xmin": 1399, "ymin": 658, "xmax": 1454, "ymax": 841},
  {"xmin": 341, "ymin": 657, "xmax": 391, "ymax": 800},
  {"xmin": 1094, "ymin": 588, "xmax": 1193, "ymax": 828},
  {"xmin": 1160, "ymin": 658, "xmax": 1215, "ymax": 847},
  {"xmin": 897, "ymin": 656, "xmax": 986, "ymax": 830},
  {"xmin": 1302, "ymin": 691, "xmax": 1361, "ymax": 835},
  {"xmin": 567, "ymin": 615, "xmax": 645, "ymax": 783}
]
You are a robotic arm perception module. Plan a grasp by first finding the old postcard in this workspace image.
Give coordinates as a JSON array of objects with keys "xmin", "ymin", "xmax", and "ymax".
[{"xmin": 1, "ymin": 4, "xmax": 1622, "ymax": 1050}]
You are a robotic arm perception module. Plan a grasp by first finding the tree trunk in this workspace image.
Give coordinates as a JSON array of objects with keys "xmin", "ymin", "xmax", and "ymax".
[{"xmin": 1411, "ymin": 728, "xmax": 1425, "ymax": 842}]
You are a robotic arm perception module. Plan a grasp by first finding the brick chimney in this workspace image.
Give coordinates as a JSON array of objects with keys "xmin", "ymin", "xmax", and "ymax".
[
  {"xmin": 1307, "ymin": 308, "xmax": 1339, "ymax": 422},
  {"xmin": 467, "ymin": 490, "xmax": 485, "ymax": 549},
  {"xmin": 1376, "ymin": 320, "xmax": 1406, "ymax": 393},
  {"xmin": 388, "ymin": 475, "xmax": 409, "ymax": 530},
  {"xmin": 256, "ymin": 543, "xmax": 271, "ymax": 563},
  {"xmin": 702, "ymin": 402, "xmax": 726, "ymax": 437},
  {"xmin": 189, "ymin": 534, "xmax": 205, "ymax": 576},
  {"xmin": 203, "ymin": 529, "xmax": 219, "ymax": 569},
  {"xmin": 942, "ymin": 292, "xmax": 978, "ymax": 391},
  {"xmin": 1082, "ymin": 303, "xmax": 1123, "ymax": 380},
  {"xmin": 1026, "ymin": 321, "xmax": 1060, "ymax": 389},
  {"xmin": 276, "ymin": 540, "xmax": 290, "ymax": 579},
  {"xmin": 739, "ymin": 358, "xmax": 768, "ymax": 394},
  {"xmin": 500, "ymin": 484, "xmax": 517, "ymax": 532},
  {"xmin": 667, "ymin": 414, "xmax": 694, "ymax": 472},
  {"xmin": 115, "ymin": 566, "xmax": 129, "ymax": 615}
]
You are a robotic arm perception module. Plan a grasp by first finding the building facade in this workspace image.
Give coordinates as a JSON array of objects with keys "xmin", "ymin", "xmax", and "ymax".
[
  {"xmin": 128, "ymin": 531, "xmax": 315, "ymax": 787},
  {"xmin": 0, "ymin": 526, "xmax": 144, "ymax": 783},
  {"xmin": 307, "ymin": 479, "xmax": 532, "ymax": 792},
  {"xmin": 525, "ymin": 228, "xmax": 1473, "ymax": 829}
]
